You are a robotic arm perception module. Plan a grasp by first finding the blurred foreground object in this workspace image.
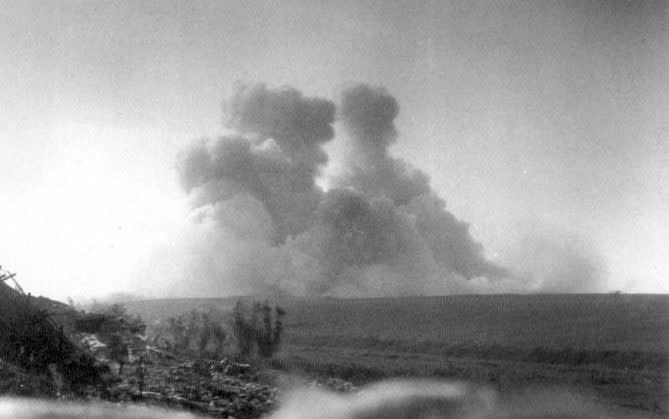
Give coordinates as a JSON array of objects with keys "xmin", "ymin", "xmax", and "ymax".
[
  {"xmin": 0, "ymin": 379, "xmax": 657, "ymax": 419},
  {"xmin": 0, "ymin": 398, "xmax": 202, "ymax": 419},
  {"xmin": 271, "ymin": 380, "xmax": 494, "ymax": 419},
  {"xmin": 270, "ymin": 379, "xmax": 648, "ymax": 419}
]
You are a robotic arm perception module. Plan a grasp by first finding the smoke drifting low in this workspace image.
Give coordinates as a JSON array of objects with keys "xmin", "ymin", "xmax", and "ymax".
[{"xmin": 154, "ymin": 82, "xmax": 603, "ymax": 297}]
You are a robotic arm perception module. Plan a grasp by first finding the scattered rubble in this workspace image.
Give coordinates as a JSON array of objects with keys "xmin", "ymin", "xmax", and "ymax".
[
  {"xmin": 79, "ymin": 334, "xmax": 110, "ymax": 359},
  {"xmin": 0, "ymin": 270, "xmax": 356, "ymax": 418},
  {"xmin": 106, "ymin": 356, "xmax": 278, "ymax": 419}
]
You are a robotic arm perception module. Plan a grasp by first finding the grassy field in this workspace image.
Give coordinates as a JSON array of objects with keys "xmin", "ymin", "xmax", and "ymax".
[
  {"xmin": 127, "ymin": 294, "xmax": 669, "ymax": 351},
  {"xmin": 125, "ymin": 294, "xmax": 669, "ymax": 414}
]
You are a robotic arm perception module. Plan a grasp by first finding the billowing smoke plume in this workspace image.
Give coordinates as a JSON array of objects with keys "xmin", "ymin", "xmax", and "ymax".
[
  {"xmin": 333, "ymin": 85, "xmax": 507, "ymax": 280},
  {"xmin": 270, "ymin": 379, "xmax": 626, "ymax": 419},
  {"xmin": 178, "ymin": 83, "xmax": 335, "ymax": 244},
  {"xmin": 161, "ymin": 82, "xmax": 598, "ymax": 297}
]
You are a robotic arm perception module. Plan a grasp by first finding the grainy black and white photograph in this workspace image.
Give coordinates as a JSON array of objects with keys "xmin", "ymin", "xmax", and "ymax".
[{"xmin": 1, "ymin": 1, "xmax": 668, "ymax": 418}]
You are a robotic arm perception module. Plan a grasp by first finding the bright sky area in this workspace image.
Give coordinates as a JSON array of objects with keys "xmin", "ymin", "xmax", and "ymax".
[{"xmin": 1, "ymin": 0, "xmax": 667, "ymax": 300}]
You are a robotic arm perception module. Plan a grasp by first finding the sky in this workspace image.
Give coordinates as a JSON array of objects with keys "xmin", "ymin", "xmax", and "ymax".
[{"xmin": 0, "ymin": 0, "xmax": 667, "ymax": 300}]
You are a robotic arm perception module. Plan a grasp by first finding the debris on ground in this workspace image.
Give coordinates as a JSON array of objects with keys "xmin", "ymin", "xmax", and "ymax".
[
  {"xmin": 117, "ymin": 357, "xmax": 277, "ymax": 419},
  {"xmin": 0, "ymin": 269, "xmax": 357, "ymax": 418}
]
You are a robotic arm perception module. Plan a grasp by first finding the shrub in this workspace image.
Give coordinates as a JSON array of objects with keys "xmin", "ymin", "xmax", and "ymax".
[
  {"xmin": 164, "ymin": 309, "xmax": 228, "ymax": 356},
  {"xmin": 154, "ymin": 303, "xmax": 284, "ymax": 359},
  {"xmin": 232, "ymin": 301, "xmax": 285, "ymax": 359}
]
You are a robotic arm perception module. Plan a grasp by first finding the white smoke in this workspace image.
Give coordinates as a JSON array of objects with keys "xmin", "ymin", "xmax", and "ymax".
[{"xmin": 143, "ymin": 82, "xmax": 605, "ymax": 297}]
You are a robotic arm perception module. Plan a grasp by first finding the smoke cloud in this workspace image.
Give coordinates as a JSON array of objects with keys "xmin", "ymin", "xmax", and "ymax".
[
  {"xmin": 177, "ymin": 83, "xmax": 335, "ymax": 244},
  {"xmin": 151, "ymin": 82, "xmax": 603, "ymax": 297},
  {"xmin": 504, "ymin": 230, "xmax": 607, "ymax": 293},
  {"xmin": 335, "ymin": 85, "xmax": 508, "ymax": 280}
]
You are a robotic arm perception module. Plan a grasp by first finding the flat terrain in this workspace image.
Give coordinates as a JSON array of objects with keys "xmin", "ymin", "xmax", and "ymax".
[
  {"xmin": 127, "ymin": 294, "xmax": 669, "ymax": 352},
  {"xmin": 125, "ymin": 294, "xmax": 669, "ymax": 415}
]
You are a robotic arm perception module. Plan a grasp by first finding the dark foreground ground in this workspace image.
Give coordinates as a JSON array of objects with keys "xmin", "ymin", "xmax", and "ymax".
[
  {"xmin": 0, "ymin": 340, "xmax": 283, "ymax": 418},
  {"xmin": 125, "ymin": 294, "xmax": 669, "ymax": 416}
]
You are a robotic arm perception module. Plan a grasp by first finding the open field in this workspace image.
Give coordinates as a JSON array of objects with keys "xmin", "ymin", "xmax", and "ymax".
[
  {"xmin": 127, "ymin": 294, "xmax": 669, "ymax": 352},
  {"xmin": 125, "ymin": 294, "xmax": 669, "ymax": 414}
]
